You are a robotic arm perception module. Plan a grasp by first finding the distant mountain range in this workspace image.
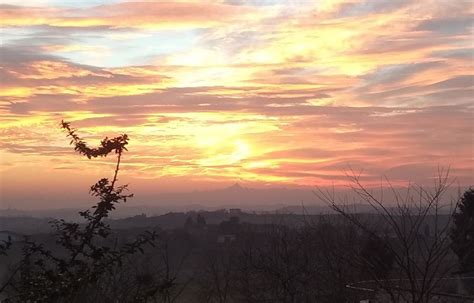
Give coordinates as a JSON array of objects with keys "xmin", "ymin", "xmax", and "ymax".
[
  {"xmin": 0, "ymin": 183, "xmax": 458, "ymax": 219},
  {"xmin": 1, "ymin": 184, "xmax": 322, "ymax": 219},
  {"xmin": 142, "ymin": 183, "xmax": 320, "ymax": 209}
]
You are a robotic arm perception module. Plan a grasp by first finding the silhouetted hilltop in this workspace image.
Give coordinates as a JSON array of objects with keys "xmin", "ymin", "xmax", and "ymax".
[
  {"xmin": 141, "ymin": 184, "xmax": 317, "ymax": 209},
  {"xmin": 2, "ymin": 184, "xmax": 462, "ymax": 218}
]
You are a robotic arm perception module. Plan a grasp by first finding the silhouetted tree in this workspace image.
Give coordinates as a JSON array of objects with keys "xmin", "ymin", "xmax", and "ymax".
[
  {"xmin": 450, "ymin": 187, "xmax": 474, "ymax": 274},
  {"xmin": 197, "ymin": 214, "xmax": 207, "ymax": 226},
  {"xmin": 185, "ymin": 216, "xmax": 194, "ymax": 229},
  {"xmin": 316, "ymin": 169, "xmax": 460, "ymax": 303},
  {"xmin": 0, "ymin": 238, "xmax": 11, "ymax": 257},
  {"xmin": 305, "ymin": 216, "xmax": 364, "ymax": 302},
  {"xmin": 0, "ymin": 121, "xmax": 163, "ymax": 302},
  {"xmin": 198, "ymin": 244, "xmax": 236, "ymax": 303},
  {"xmin": 360, "ymin": 234, "xmax": 395, "ymax": 280}
]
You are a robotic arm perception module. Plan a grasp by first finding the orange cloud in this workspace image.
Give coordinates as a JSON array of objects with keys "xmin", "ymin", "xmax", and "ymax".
[
  {"xmin": 0, "ymin": 2, "xmax": 266, "ymax": 29},
  {"xmin": 1, "ymin": 0, "xmax": 473, "ymax": 208}
]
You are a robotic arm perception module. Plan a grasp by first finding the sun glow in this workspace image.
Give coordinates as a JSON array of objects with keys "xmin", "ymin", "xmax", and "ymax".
[{"xmin": 1, "ymin": 0, "xmax": 473, "ymax": 208}]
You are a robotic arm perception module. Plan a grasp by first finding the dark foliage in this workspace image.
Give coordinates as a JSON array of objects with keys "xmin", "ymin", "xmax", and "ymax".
[
  {"xmin": 61, "ymin": 120, "xmax": 129, "ymax": 159},
  {"xmin": 361, "ymin": 235, "xmax": 395, "ymax": 280},
  {"xmin": 0, "ymin": 121, "xmax": 161, "ymax": 302},
  {"xmin": 451, "ymin": 188, "xmax": 474, "ymax": 273},
  {"xmin": 317, "ymin": 171, "xmax": 465, "ymax": 302},
  {"xmin": 0, "ymin": 237, "xmax": 12, "ymax": 257}
]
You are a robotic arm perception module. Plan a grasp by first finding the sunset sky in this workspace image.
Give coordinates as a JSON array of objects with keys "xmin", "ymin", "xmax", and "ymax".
[{"xmin": 1, "ymin": 0, "xmax": 473, "ymax": 208}]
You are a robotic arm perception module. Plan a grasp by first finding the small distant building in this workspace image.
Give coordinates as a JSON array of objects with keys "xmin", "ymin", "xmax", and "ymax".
[
  {"xmin": 229, "ymin": 216, "xmax": 239, "ymax": 225},
  {"xmin": 229, "ymin": 208, "xmax": 242, "ymax": 216},
  {"xmin": 423, "ymin": 224, "xmax": 430, "ymax": 238},
  {"xmin": 217, "ymin": 234, "xmax": 236, "ymax": 244},
  {"xmin": 220, "ymin": 216, "xmax": 240, "ymax": 234}
]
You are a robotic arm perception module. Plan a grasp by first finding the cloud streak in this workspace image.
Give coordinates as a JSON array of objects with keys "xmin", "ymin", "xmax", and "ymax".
[{"xmin": 1, "ymin": 0, "xmax": 473, "ymax": 207}]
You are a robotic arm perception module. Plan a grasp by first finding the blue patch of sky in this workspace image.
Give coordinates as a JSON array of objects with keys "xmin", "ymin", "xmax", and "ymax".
[
  {"xmin": 1, "ymin": 27, "xmax": 40, "ymax": 45},
  {"xmin": 59, "ymin": 29, "xmax": 200, "ymax": 67},
  {"xmin": 226, "ymin": 0, "xmax": 284, "ymax": 6},
  {"xmin": 336, "ymin": 0, "xmax": 409, "ymax": 18},
  {"xmin": 1, "ymin": 0, "xmax": 121, "ymax": 8}
]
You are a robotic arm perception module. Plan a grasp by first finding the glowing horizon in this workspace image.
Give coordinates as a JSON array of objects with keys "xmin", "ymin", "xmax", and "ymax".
[{"xmin": 1, "ymin": 0, "xmax": 473, "ymax": 208}]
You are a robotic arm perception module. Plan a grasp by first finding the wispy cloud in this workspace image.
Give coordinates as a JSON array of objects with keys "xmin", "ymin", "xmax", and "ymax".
[{"xmin": 1, "ymin": 0, "xmax": 473, "ymax": 207}]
